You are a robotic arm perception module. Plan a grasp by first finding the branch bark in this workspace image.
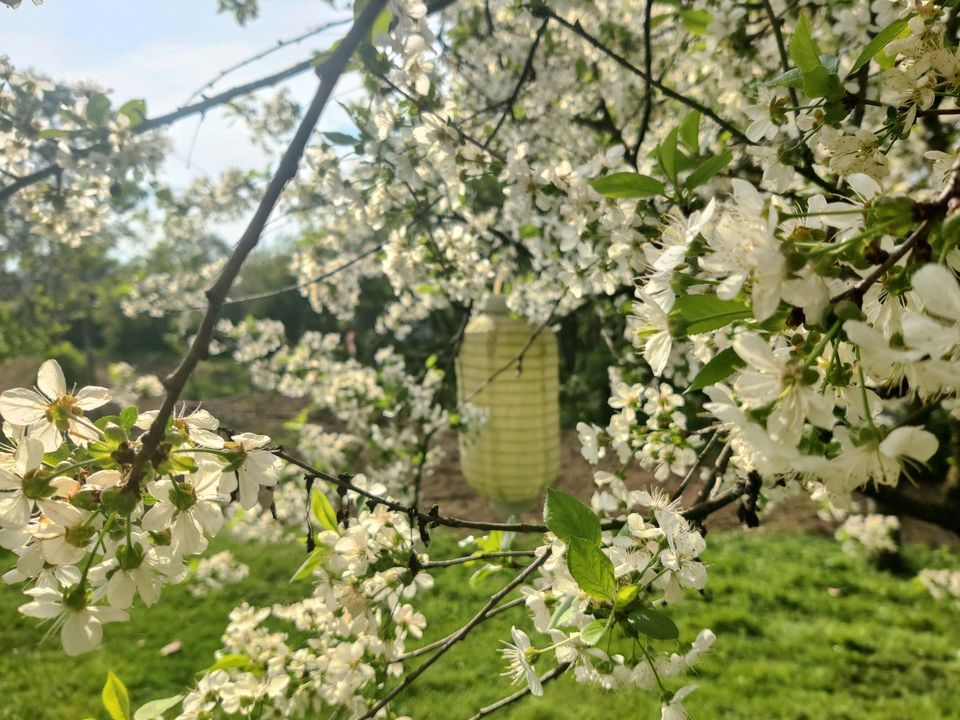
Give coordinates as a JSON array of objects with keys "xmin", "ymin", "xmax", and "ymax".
[{"xmin": 122, "ymin": 0, "xmax": 390, "ymax": 495}]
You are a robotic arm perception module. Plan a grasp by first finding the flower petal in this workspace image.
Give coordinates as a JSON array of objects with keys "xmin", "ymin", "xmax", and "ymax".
[
  {"xmin": 36, "ymin": 360, "xmax": 66, "ymax": 400},
  {"xmin": 0, "ymin": 388, "xmax": 49, "ymax": 425}
]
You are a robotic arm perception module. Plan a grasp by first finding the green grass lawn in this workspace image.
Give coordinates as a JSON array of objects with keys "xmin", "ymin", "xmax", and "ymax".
[{"xmin": 1, "ymin": 531, "xmax": 958, "ymax": 720}]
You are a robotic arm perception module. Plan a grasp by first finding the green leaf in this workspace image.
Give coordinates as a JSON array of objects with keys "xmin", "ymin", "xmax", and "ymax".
[
  {"xmin": 86, "ymin": 93, "xmax": 112, "ymax": 125},
  {"xmin": 117, "ymin": 99, "xmax": 147, "ymax": 127},
  {"xmin": 548, "ymin": 594, "xmax": 576, "ymax": 629},
  {"xmin": 626, "ymin": 607, "xmax": 679, "ymax": 640},
  {"xmin": 659, "ymin": 127, "xmax": 679, "ymax": 186},
  {"xmin": 670, "ymin": 294, "xmax": 753, "ymax": 335},
  {"xmin": 848, "ymin": 17, "xmax": 912, "ymax": 76},
  {"xmin": 765, "ymin": 68, "xmax": 804, "ymax": 89},
  {"xmin": 678, "ymin": 111, "xmax": 700, "ymax": 154},
  {"xmin": 579, "ymin": 619, "xmax": 608, "ymax": 646},
  {"xmin": 544, "ymin": 489, "xmax": 601, "ymax": 546},
  {"xmin": 323, "ymin": 131, "xmax": 358, "ymax": 145},
  {"xmin": 203, "ymin": 654, "xmax": 251, "ymax": 673},
  {"xmin": 800, "ymin": 66, "xmax": 843, "ymax": 100},
  {"xmin": 310, "ymin": 489, "xmax": 339, "ymax": 533},
  {"xmin": 789, "ymin": 13, "xmax": 822, "ymax": 71},
  {"xmin": 614, "ymin": 584, "xmax": 640, "ymax": 609},
  {"xmin": 37, "ymin": 128, "xmax": 70, "ymax": 139},
  {"xmin": 290, "ymin": 546, "xmax": 329, "ymax": 581},
  {"xmin": 102, "ymin": 672, "xmax": 131, "ymax": 720},
  {"xmin": 468, "ymin": 563, "xmax": 504, "ymax": 586},
  {"xmin": 589, "ymin": 172, "xmax": 664, "ymax": 199},
  {"xmin": 119, "ymin": 406, "xmax": 138, "ymax": 430},
  {"xmin": 566, "ymin": 538, "xmax": 616, "ymax": 601},
  {"xmin": 133, "ymin": 695, "xmax": 183, "ymax": 720},
  {"xmin": 687, "ymin": 347, "xmax": 747, "ymax": 392},
  {"xmin": 371, "ymin": 8, "xmax": 392, "ymax": 36},
  {"xmin": 680, "ymin": 8, "xmax": 712, "ymax": 35},
  {"xmin": 684, "ymin": 150, "xmax": 732, "ymax": 190}
]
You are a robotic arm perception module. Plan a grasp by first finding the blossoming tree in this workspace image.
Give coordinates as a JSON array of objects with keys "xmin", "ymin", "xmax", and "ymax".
[{"xmin": 2, "ymin": 0, "xmax": 960, "ymax": 717}]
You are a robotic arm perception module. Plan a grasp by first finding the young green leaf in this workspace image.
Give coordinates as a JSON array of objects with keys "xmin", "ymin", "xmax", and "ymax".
[
  {"xmin": 765, "ymin": 68, "xmax": 804, "ymax": 89},
  {"xmin": 659, "ymin": 127, "xmax": 680, "ymax": 186},
  {"xmin": 133, "ymin": 695, "xmax": 184, "ymax": 720},
  {"xmin": 626, "ymin": 607, "xmax": 680, "ymax": 640},
  {"xmin": 371, "ymin": 8, "xmax": 392, "ymax": 37},
  {"xmin": 544, "ymin": 488, "xmax": 602, "ymax": 545},
  {"xmin": 119, "ymin": 406, "xmax": 139, "ymax": 430},
  {"xmin": 548, "ymin": 594, "xmax": 576, "ymax": 630},
  {"xmin": 670, "ymin": 294, "xmax": 752, "ymax": 335},
  {"xmin": 679, "ymin": 9, "xmax": 712, "ymax": 35},
  {"xmin": 202, "ymin": 654, "xmax": 251, "ymax": 673},
  {"xmin": 589, "ymin": 172, "xmax": 665, "ymax": 199},
  {"xmin": 579, "ymin": 619, "xmax": 609, "ymax": 646},
  {"xmin": 687, "ymin": 347, "xmax": 747, "ymax": 392},
  {"xmin": 847, "ymin": 16, "xmax": 912, "ymax": 76},
  {"xmin": 800, "ymin": 66, "xmax": 843, "ymax": 101},
  {"xmin": 102, "ymin": 672, "xmax": 131, "ymax": 720},
  {"xmin": 323, "ymin": 131, "xmax": 359, "ymax": 146},
  {"xmin": 684, "ymin": 150, "xmax": 732, "ymax": 190},
  {"xmin": 290, "ymin": 545, "xmax": 330, "ymax": 582},
  {"xmin": 678, "ymin": 111, "xmax": 701, "ymax": 154},
  {"xmin": 789, "ymin": 13, "xmax": 822, "ymax": 71},
  {"xmin": 566, "ymin": 538, "xmax": 616, "ymax": 600},
  {"xmin": 117, "ymin": 99, "xmax": 147, "ymax": 127},
  {"xmin": 614, "ymin": 583, "xmax": 640, "ymax": 609},
  {"xmin": 310, "ymin": 489, "xmax": 339, "ymax": 533}
]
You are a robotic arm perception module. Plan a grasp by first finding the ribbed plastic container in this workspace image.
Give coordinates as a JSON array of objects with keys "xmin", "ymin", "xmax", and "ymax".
[{"xmin": 455, "ymin": 296, "xmax": 560, "ymax": 510}]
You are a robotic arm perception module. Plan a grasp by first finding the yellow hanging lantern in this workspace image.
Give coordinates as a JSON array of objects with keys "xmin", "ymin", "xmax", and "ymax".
[{"xmin": 455, "ymin": 296, "xmax": 560, "ymax": 511}]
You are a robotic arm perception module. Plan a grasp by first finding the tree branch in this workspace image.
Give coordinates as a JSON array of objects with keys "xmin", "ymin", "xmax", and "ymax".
[
  {"xmin": 358, "ymin": 550, "xmax": 552, "ymax": 719},
  {"xmin": 0, "ymin": 55, "xmax": 325, "ymax": 203},
  {"xmin": 183, "ymin": 17, "xmax": 352, "ymax": 106},
  {"xmin": 467, "ymin": 663, "xmax": 570, "ymax": 720},
  {"xmin": 420, "ymin": 550, "xmax": 537, "ymax": 569},
  {"xmin": 483, "ymin": 18, "xmax": 549, "ymax": 147},
  {"xmin": 122, "ymin": 0, "xmax": 391, "ymax": 495},
  {"xmin": 535, "ymin": 6, "xmax": 751, "ymax": 144},
  {"xmin": 396, "ymin": 597, "xmax": 527, "ymax": 662}
]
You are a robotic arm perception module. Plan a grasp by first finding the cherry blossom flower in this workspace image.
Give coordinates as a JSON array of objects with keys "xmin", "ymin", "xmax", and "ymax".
[
  {"xmin": 0, "ymin": 359, "xmax": 109, "ymax": 451},
  {"xmin": 19, "ymin": 586, "xmax": 127, "ymax": 656},
  {"xmin": 499, "ymin": 626, "xmax": 542, "ymax": 696}
]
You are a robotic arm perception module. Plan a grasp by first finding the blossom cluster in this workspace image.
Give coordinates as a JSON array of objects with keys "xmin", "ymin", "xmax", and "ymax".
[
  {"xmin": 0, "ymin": 359, "xmax": 282, "ymax": 655},
  {"xmin": 179, "ymin": 478, "xmax": 436, "ymax": 719}
]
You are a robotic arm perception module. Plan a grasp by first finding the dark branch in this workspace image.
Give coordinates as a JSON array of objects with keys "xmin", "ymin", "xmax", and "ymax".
[
  {"xmin": 122, "ymin": 0, "xmax": 391, "ymax": 495},
  {"xmin": 483, "ymin": 18, "xmax": 549, "ymax": 147}
]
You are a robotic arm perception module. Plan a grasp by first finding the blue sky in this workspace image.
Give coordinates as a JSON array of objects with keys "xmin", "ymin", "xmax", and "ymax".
[{"xmin": 0, "ymin": 1, "xmax": 359, "ymax": 188}]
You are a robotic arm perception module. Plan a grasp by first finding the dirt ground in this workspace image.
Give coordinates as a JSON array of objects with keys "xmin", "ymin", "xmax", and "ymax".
[
  {"xmin": 1, "ymin": 357, "xmax": 954, "ymax": 546},
  {"xmin": 421, "ymin": 429, "xmax": 958, "ymax": 547}
]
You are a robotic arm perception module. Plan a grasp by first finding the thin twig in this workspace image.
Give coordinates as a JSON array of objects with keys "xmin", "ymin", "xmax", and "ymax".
[
  {"xmin": 483, "ymin": 18, "xmax": 549, "ymax": 147},
  {"xmin": 397, "ymin": 597, "xmax": 528, "ymax": 661},
  {"xmin": 467, "ymin": 663, "xmax": 571, "ymax": 719},
  {"xmin": 420, "ymin": 550, "xmax": 537, "ymax": 569},
  {"xmin": 634, "ymin": 0, "xmax": 656, "ymax": 152},
  {"xmin": 358, "ymin": 551, "xmax": 551, "ymax": 719},
  {"xmin": 277, "ymin": 447, "xmax": 744, "ymax": 533},
  {"xmin": 670, "ymin": 432, "xmax": 716, "ymax": 502},
  {"xmin": 172, "ymin": 242, "xmax": 385, "ymax": 314},
  {"xmin": 0, "ymin": 55, "xmax": 325, "ymax": 203},
  {"xmin": 183, "ymin": 17, "xmax": 352, "ymax": 105},
  {"xmin": 694, "ymin": 442, "xmax": 731, "ymax": 506},
  {"xmin": 461, "ymin": 291, "xmax": 567, "ymax": 404},
  {"xmin": 536, "ymin": 6, "xmax": 750, "ymax": 144}
]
